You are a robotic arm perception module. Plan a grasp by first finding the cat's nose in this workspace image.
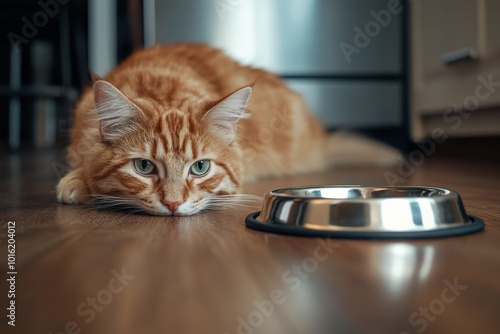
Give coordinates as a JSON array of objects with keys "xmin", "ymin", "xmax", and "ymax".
[{"xmin": 164, "ymin": 200, "xmax": 182, "ymax": 212}]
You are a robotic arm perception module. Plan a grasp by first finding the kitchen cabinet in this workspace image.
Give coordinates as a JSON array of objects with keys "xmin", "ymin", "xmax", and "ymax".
[{"xmin": 411, "ymin": 0, "xmax": 500, "ymax": 140}]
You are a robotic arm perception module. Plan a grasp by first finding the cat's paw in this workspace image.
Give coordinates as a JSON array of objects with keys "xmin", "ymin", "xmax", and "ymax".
[{"xmin": 57, "ymin": 169, "xmax": 91, "ymax": 204}]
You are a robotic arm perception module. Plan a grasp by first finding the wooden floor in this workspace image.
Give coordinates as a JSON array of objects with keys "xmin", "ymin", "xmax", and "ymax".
[{"xmin": 1, "ymin": 138, "xmax": 499, "ymax": 334}]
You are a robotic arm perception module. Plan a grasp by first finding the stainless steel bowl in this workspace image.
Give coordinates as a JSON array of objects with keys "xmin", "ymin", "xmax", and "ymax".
[{"xmin": 245, "ymin": 186, "xmax": 484, "ymax": 239}]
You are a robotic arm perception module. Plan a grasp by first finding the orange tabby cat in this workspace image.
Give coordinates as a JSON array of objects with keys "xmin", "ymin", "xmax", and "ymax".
[{"xmin": 57, "ymin": 43, "xmax": 400, "ymax": 215}]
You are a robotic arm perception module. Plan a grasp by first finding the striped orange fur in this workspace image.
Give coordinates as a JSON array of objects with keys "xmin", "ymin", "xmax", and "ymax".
[{"xmin": 57, "ymin": 43, "xmax": 400, "ymax": 215}]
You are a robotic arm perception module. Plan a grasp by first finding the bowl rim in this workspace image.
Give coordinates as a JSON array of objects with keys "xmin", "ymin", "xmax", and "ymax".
[{"xmin": 266, "ymin": 185, "xmax": 455, "ymax": 200}]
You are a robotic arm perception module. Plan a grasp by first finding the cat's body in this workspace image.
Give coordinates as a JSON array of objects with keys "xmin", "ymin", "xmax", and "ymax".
[{"xmin": 57, "ymin": 43, "xmax": 399, "ymax": 215}]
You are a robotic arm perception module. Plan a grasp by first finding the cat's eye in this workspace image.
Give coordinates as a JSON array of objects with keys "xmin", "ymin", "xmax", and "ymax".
[
  {"xmin": 190, "ymin": 160, "xmax": 211, "ymax": 176},
  {"xmin": 133, "ymin": 159, "xmax": 157, "ymax": 175}
]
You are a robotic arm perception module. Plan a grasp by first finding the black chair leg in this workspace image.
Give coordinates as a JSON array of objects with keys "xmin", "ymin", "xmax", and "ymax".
[
  {"xmin": 8, "ymin": 48, "xmax": 22, "ymax": 151},
  {"xmin": 58, "ymin": 5, "xmax": 73, "ymax": 136}
]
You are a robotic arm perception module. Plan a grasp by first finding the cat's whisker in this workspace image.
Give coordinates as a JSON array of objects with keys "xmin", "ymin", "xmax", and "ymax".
[
  {"xmin": 200, "ymin": 193, "xmax": 263, "ymax": 211},
  {"xmin": 86, "ymin": 194, "xmax": 147, "ymax": 213},
  {"xmin": 206, "ymin": 200, "xmax": 260, "ymax": 205},
  {"xmin": 205, "ymin": 204, "xmax": 256, "ymax": 211},
  {"xmin": 210, "ymin": 194, "xmax": 263, "ymax": 201}
]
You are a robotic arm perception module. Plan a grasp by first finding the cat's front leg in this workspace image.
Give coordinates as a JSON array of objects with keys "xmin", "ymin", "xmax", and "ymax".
[{"xmin": 57, "ymin": 168, "xmax": 91, "ymax": 204}]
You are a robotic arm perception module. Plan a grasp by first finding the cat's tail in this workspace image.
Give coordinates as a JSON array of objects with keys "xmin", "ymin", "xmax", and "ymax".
[{"xmin": 326, "ymin": 131, "xmax": 402, "ymax": 167}]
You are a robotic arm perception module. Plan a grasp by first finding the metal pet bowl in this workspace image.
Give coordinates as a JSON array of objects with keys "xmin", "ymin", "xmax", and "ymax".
[{"xmin": 245, "ymin": 186, "xmax": 485, "ymax": 239}]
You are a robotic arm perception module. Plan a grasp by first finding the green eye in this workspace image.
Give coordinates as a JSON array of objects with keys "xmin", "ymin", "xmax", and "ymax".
[
  {"xmin": 133, "ymin": 159, "xmax": 156, "ymax": 175},
  {"xmin": 190, "ymin": 160, "xmax": 211, "ymax": 176}
]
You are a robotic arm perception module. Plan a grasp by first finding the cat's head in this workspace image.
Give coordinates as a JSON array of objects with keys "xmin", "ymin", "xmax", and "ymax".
[{"xmin": 89, "ymin": 80, "xmax": 252, "ymax": 215}]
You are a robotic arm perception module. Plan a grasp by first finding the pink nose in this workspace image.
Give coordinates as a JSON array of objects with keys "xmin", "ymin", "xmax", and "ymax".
[{"xmin": 164, "ymin": 200, "xmax": 182, "ymax": 212}]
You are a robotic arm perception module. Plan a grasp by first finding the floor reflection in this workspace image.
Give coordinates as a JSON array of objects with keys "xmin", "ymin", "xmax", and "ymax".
[{"xmin": 376, "ymin": 243, "xmax": 436, "ymax": 296}]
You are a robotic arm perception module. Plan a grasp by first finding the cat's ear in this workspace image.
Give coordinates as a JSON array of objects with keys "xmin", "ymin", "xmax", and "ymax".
[
  {"xmin": 202, "ymin": 86, "xmax": 252, "ymax": 142},
  {"xmin": 93, "ymin": 80, "xmax": 145, "ymax": 141}
]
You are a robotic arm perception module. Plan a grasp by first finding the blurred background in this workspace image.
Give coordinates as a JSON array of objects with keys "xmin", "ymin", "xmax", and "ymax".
[{"xmin": 0, "ymin": 0, "xmax": 498, "ymax": 152}]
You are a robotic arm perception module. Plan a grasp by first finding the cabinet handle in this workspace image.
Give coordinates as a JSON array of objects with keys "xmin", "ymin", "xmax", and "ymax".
[{"xmin": 442, "ymin": 47, "xmax": 478, "ymax": 66}]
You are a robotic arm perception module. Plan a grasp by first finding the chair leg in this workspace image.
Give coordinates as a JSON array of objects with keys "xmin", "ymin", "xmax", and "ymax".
[
  {"xmin": 73, "ymin": 0, "xmax": 89, "ymax": 87},
  {"xmin": 9, "ymin": 48, "xmax": 22, "ymax": 151},
  {"xmin": 59, "ymin": 5, "xmax": 73, "ymax": 135}
]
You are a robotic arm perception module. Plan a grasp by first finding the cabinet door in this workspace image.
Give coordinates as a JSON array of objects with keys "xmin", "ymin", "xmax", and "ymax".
[
  {"xmin": 419, "ymin": 0, "xmax": 478, "ymax": 76},
  {"xmin": 412, "ymin": 0, "xmax": 479, "ymax": 113},
  {"xmin": 411, "ymin": 0, "xmax": 500, "ymax": 139},
  {"xmin": 484, "ymin": 0, "xmax": 500, "ymax": 62}
]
